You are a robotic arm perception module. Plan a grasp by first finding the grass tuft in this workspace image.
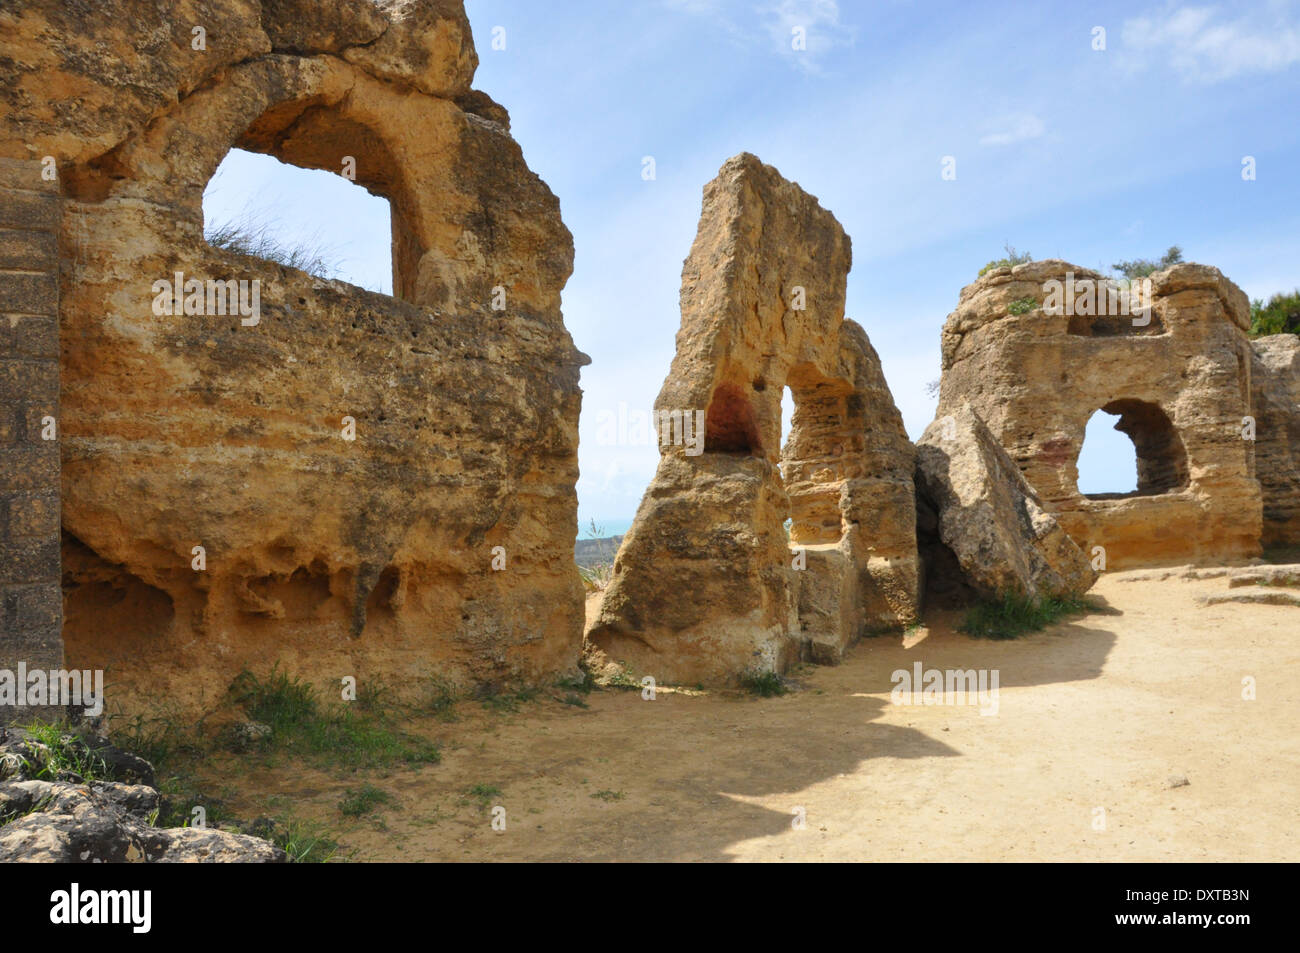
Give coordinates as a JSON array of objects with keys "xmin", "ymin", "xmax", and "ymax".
[
  {"xmin": 228, "ymin": 666, "xmax": 440, "ymax": 768},
  {"xmin": 205, "ymin": 212, "xmax": 342, "ymax": 280},
  {"xmin": 16, "ymin": 722, "xmax": 108, "ymax": 782},
  {"xmin": 738, "ymin": 670, "xmax": 787, "ymax": 697},
  {"xmin": 465, "ymin": 783, "xmax": 501, "ymax": 809},
  {"xmin": 424, "ymin": 676, "xmax": 459, "ymax": 721},
  {"xmin": 338, "ymin": 783, "xmax": 393, "ymax": 818},
  {"xmin": 960, "ymin": 592, "xmax": 1092, "ymax": 640},
  {"xmin": 273, "ymin": 816, "xmax": 346, "ymax": 863},
  {"xmin": 978, "ymin": 242, "xmax": 1032, "ymax": 277},
  {"xmin": 478, "ymin": 685, "xmax": 539, "ymax": 713}
]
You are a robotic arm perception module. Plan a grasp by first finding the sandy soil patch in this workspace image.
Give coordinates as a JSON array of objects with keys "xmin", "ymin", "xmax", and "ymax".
[{"xmin": 223, "ymin": 572, "xmax": 1299, "ymax": 861}]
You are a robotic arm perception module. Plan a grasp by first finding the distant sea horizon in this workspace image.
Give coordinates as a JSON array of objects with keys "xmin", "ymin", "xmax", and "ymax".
[{"xmin": 577, "ymin": 517, "xmax": 633, "ymax": 539}]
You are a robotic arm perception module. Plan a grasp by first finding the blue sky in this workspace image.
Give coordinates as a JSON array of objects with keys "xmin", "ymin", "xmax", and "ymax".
[{"xmin": 203, "ymin": 0, "xmax": 1300, "ymax": 536}]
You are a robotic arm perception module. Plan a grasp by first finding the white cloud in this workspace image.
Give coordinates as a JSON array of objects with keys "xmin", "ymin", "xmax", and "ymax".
[
  {"xmin": 979, "ymin": 114, "xmax": 1046, "ymax": 147},
  {"xmin": 1122, "ymin": 3, "xmax": 1300, "ymax": 82},
  {"xmin": 660, "ymin": 0, "xmax": 853, "ymax": 72},
  {"xmin": 763, "ymin": 0, "xmax": 854, "ymax": 72}
]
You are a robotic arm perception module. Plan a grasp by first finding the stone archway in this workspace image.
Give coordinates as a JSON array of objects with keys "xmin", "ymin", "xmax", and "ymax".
[{"xmin": 587, "ymin": 154, "xmax": 919, "ymax": 684}]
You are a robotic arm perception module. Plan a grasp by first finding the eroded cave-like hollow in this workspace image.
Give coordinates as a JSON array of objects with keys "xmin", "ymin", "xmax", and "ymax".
[{"xmin": 704, "ymin": 382, "xmax": 763, "ymax": 454}]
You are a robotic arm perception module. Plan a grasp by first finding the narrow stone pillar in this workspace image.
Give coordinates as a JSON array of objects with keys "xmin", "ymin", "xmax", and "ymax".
[{"xmin": 0, "ymin": 157, "xmax": 63, "ymax": 724}]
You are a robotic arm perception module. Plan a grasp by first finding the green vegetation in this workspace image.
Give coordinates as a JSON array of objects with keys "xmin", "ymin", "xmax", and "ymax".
[
  {"xmin": 114, "ymin": 709, "xmax": 204, "ymax": 769},
  {"xmin": 1007, "ymin": 296, "xmax": 1038, "ymax": 315},
  {"xmin": 589, "ymin": 789, "xmax": 626, "ymax": 802},
  {"xmin": 477, "ymin": 684, "xmax": 540, "ymax": 713},
  {"xmin": 978, "ymin": 243, "xmax": 1032, "ymax": 276},
  {"xmin": 465, "ymin": 783, "xmax": 502, "ymax": 808},
  {"xmin": 0, "ymin": 790, "xmax": 54, "ymax": 828},
  {"xmin": 228, "ymin": 666, "xmax": 441, "ymax": 768},
  {"xmin": 961, "ymin": 592, "xmax": 1092, "ymax": 640},
  {"xmin": 578, "ymin": 518, "xmax": 616, "ymax": 592},
  {"xmin": 1249, "ymin": 290, "xmax": 1300, "ymax": 337},
  {"xmin": 338, "ymin": 783, "xmax": 393, "ymax": 818},
  {"xmin": 231, "ymin": 665, "xmax": 318, "ymax": 727},
  {"xmin": 738, "ymin": 669, "xmax": 787, "ymax": 697},
  {"xmin": 424, "ymin": 676, "xmax": 460, "ymax": 721},
  {"xmin": 1111, "ymin": 245, "xmax": 1183, "ymax": 280},
  {"xmin": 578, "ymin": 563, "xmax": 614, "ymax": 591},
  {"xmin": 605, "ymin": 669, "xmax": 642, "ymax": 691},
  {"xmin": 272, "ymin": 816, "xmax": 345, "ymax": 863},
  {"xmin": 15, "ymin": 722, "xmax": 109, "ymax": 782},
  {"xmin": 152, "ymin": 777, "xmax": 238, "ymax": 829}
]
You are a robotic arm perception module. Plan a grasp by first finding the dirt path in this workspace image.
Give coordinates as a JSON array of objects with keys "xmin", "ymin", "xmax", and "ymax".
[{"xmin": 227, "ymin": 572, "xmax": 1300, "ymax": 861}]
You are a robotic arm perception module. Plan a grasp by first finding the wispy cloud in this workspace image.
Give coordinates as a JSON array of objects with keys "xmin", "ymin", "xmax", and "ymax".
[
  {"xmin": 979, "ymin": 113, "xmax": 1045, "ymax": 147},
  {"xmin": 661, "ymin": 0, "xmax": 854, "ymax": 72},
  {"xmin": 762, "ymin": 0, "xmax": 854, "ymax": 73},
  {"xmin": 1121, "ymin": 3, "xmax": 1300, "ymax": 83}
]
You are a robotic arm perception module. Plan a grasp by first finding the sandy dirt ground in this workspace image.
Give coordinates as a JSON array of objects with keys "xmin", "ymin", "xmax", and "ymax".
[{"xmin": 224, "ymin": 571, "xmax": 1300, "ymax": 861}]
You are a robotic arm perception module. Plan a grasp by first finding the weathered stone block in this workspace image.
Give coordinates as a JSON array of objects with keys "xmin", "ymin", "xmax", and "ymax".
[
  {"xmin": 0, "ymin": 229, "xmax": 56, "ymax": 270},
  {"xmin": 916, "ymin": 402, "xmax": 1096, "ymax": 602},
  {"xmin": 0, "ymin": 273, "xmax": 57, "ymax": 315},
  {"xmin": 0, "ymin": 190, "xmax": 59, "ymax": 231}
]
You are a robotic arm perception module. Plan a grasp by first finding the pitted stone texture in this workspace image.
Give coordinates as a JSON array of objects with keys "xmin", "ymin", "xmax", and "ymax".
[
  {"xmin": 0, "ymin": 158, "xmax": 63, "ymax": 722},
  {"xmin": 0, "ymin": 728, "xmax": 280, "ymax": 863},
  {"xmin": 0, "ymin": 780, "xmax": 285, "ymax": 863},
  {"xmin": 589, "ymin": 154, "xmax": 918, "ymax": 684},
  {"xmin": 1, "ymin": 1, "xmax": 586, "ymax": 711},
  {"xmin": 916, "ymin": 403, "xmax": 1096, "ymax": 602},
  {"xmin": 936, "ymin": 259, "xmax": 1262, "ymax": 569},
  {"xmin": 1251, "ymin": 335, "xmax": 1300, "ymax": 548}
]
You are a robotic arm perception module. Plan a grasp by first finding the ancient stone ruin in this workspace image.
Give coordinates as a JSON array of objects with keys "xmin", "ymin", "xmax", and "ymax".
[
  {"xmin": 588, "ymin": 154, "xmax": 921, "ymax": 683},
  {"xmin": 1, "ymin": 0, "xmax": 588, "ymax": 714},
  {"xmin": 933, "ymin": 260, "xmax": 1289, "ymax": 569},
  {"xmin": 1, "ymin": 2, "xmax": 1297, "ymax": 711}
]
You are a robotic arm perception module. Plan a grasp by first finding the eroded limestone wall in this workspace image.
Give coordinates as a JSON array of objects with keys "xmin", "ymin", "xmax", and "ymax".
[{"xmin": 0, "ymin": 0, "xmax": 587, "ymax": 712}]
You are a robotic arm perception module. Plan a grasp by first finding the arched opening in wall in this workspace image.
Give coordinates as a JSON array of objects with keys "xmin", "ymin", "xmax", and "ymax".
[
  {"xmin": 1077, "ymin": 411, "xmax": 1137, "ymax": 496},
  {"xmin": 782, "ymin": 364, "xmax": 853, "ymax": 545},
  {"xmin": 1076, "ymin": 399, "xmax": 1188, "ymax": 499},
  {"xmin": 203, "ymin": 148, "xmax": 393, "ymax": 294}
]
